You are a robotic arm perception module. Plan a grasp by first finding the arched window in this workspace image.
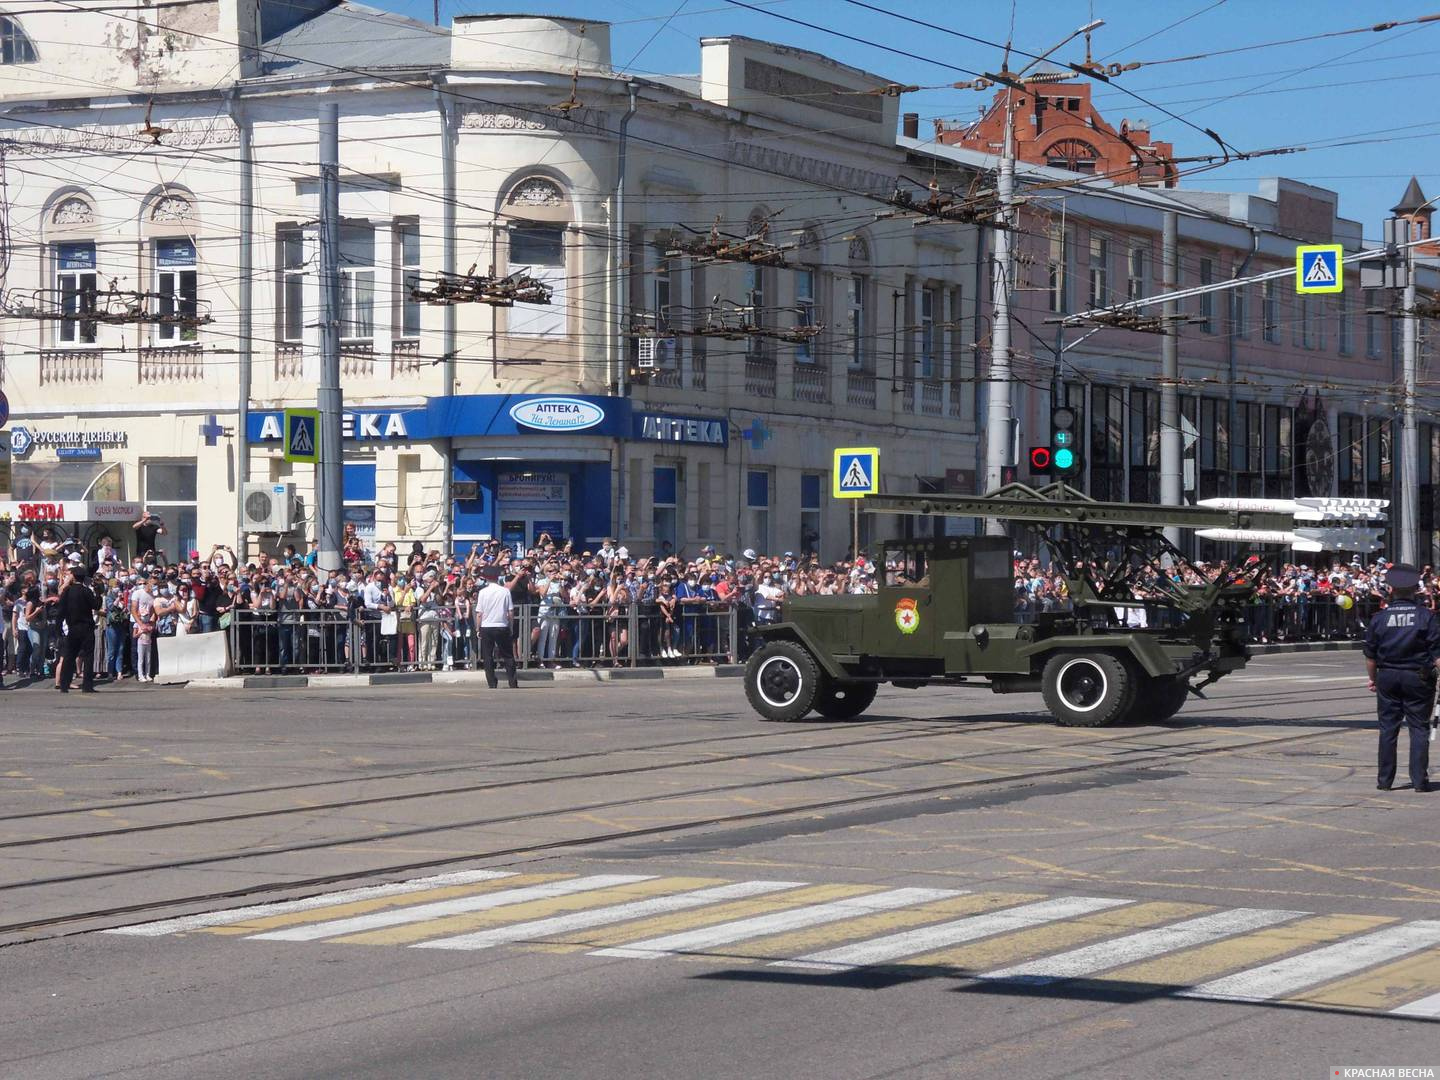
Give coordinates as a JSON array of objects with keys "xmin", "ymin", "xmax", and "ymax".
[
  {"xmin": 1, "ymin": 17, "xmax": 37, "ymax": 65},
  {"xmin": 503, "ymin": 175, "xmax": 571, "ymax": 338},
  {"xmin": 1045, "ymin": 138, "xmax": 1100, "ymax": 173}
]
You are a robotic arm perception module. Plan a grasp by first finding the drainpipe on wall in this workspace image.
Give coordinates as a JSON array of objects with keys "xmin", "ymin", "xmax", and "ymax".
[
  {"xmin": 613, "ymin": 82, "xmax": 638, "ymax": 541},
  {"xmin": 434, "ymin": 80, "xmax": 457, "ymax": 549},
  {"xmin": 227, "ymin": 88, "xmax": 253, "ymax": 557}
]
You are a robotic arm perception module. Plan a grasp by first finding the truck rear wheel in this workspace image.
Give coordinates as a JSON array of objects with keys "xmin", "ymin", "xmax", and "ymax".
[
  {"xmin": 813, "ymin": 680, "xmax": 878, "ymax": 720},
  {"xmin": 1134, "ymin": 677, "xmax": 1190, "ymax": 722},
  {"xmin": 746, "ymin": 641, "xmax": 822, "ymax": 722},
  {"xmin": 1041, "ymin": 652, "xmax": 1136, "ymax": 728}
]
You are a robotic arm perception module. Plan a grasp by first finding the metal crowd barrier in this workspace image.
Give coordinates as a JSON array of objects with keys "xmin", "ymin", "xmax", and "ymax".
[{"xmin": 228, "ymin": 603, "xmax": 744, "ymax": 675}]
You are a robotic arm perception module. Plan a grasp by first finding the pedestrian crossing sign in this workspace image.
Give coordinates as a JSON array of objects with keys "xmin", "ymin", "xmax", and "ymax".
[
  {"xmin": 833, "ymin": 446, "xmax": 879, "ymax": 499},
  {"xmin": 1296, "ymin": 244, "xmax": 1343, "ymax": 294},
  {"xmin": 283, "ymin": 408, "xmax": 320, "ymax": 464}
]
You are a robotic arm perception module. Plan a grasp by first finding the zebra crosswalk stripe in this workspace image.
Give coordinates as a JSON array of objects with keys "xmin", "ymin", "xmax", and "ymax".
[
  {"xmin": 248, "ymin": 875, "xmax": 656, "ymax": 943},
  {"xmin": 774, "ymin": 895, "xmax": 1132, "ymax": 972},
  {"xmin": 102, "ymin": 870, "xmax": 517, "ymax": 937},
  {"xmin": 592, "ymin": 887, "xmax": 961, "ymax": 960},
  {"xmin": 1184, "ymin": 921, "xmax": 1440, "ymax": 1002},
  {"xmin": 1392, "ymin": 988, "xmax": 1440, "ymax": 1019},
  {"xmin": 413, "ymin": 880, "xmax": 807, "ymax": 951},
  {"xmin": 982, "ymin": 908, "xmax": 1306, "ymax": 985}
]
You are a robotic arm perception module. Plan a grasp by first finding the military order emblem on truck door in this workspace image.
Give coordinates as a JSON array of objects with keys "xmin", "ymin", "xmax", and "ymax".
[{"xmin": 894, "ymin": 597, "xmax": 919, "ymax": 634}]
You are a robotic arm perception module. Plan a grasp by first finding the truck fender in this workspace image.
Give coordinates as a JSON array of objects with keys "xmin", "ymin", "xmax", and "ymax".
[
  {"xmin": 750, "ymin": 623, "xmax": 847, "ymax": 679},
  {"xmin": 1018, "ymin": 636, "xmax": 1176, "ymax": 679}
]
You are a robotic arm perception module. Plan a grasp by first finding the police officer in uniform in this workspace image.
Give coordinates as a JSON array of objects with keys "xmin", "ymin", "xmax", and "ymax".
[{"xmin": 1363, "ymin": 563, "xmax": 1437, "ymax": 792}]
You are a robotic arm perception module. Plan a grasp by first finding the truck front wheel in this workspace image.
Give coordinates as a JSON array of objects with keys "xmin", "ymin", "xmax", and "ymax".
[
  {"xmin": 1041, "ymin": 652, "xmax": 1136, "ymax": 728},
  {"xmin": 746, "ymin": 641, "xmax": 822, "ymax": 722},
  {"xmin": 813, "ymin": 680, "xmax": 878, "ymax": 719}
]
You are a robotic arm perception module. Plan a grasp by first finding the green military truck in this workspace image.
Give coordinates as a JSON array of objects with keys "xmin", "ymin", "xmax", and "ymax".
[{"xmin": 744, "ymin": 483, "xmax": 1384, "ymax": 727}]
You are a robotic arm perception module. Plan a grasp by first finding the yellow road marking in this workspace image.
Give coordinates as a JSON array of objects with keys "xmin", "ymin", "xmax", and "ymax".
[
  {"xmin": 202, "ymin": 874, "xmax": 567, "ymax": 936},
  {"xmin": 717, "ymin": 892, "xmax": 1046, "ymax": 962},
  {"xmin": 1100, "ymin": 913, "xmax": 1393, "ymax": 987},
  {"xmin": 900, "ymin": 902, "xmax": 1208, "ymax": 970},
  {"xmin": 539, "ymin": 883, "xmax": 882, "ymax": 953},
  {"xmin": 1290, "ymin": 944, "xmax": 1440, "ymax": 1010},
  {"xmin": 161, "ymin": 756, "xmax": 229, "ymax": 781},
  {"xmin": 330, "ymin": 877, "xmax": 728, "ymax": 946}
]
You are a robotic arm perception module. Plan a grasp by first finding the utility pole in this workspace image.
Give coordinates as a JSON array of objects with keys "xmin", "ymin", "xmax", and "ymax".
[
  {"xmin": 315, "ymin": 104, "xmax": 344, "ymax": 573},
  {"xmin": 1159, "ymin": 211, "xmax": 1181, "ymax": 545},
  {"xmin": 1401, "ymin": 237, "xmax": 1419, "ymax": 565},
  {"xmin": 983, "ymin": 89, "xmax": 1015, "ymax": 536}
]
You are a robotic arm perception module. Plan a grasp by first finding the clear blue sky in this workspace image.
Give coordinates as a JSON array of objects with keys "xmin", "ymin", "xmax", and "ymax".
[{"xmin": 368, "ymin": 0, "xmax": 1440, "ymax": 238}]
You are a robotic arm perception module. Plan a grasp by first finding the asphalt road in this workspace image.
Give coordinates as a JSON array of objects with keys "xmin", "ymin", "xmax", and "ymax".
[{"xmin": 2, "ymin": 653, "xmax": 1437, "ymax": 1079}]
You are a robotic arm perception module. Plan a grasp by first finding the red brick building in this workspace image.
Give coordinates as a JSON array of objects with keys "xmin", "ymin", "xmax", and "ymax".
[{"xmin": 935, "ymin": 78, "xmax": 1177, "ymax": 187}]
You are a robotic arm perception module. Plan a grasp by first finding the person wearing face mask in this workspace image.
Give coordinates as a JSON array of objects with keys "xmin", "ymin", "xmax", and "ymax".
[
  {"xmin": 754, "ymin": 573, "xmax": 783, "ymax": 625},
  {"xmin": 673, "ymin": 570, "xmax": 706, "ymax": 660}
]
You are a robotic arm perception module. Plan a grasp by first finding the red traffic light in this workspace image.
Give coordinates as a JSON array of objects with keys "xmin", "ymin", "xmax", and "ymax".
[{"xmin": 1028, "ymin": 446, "xmax": 1052, "ymax": 471}]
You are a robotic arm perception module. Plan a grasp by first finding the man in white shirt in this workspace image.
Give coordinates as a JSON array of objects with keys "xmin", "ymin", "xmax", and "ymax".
[{"xmin": 476, "ymin": 569, "xmax": 518, "ymax": 689}]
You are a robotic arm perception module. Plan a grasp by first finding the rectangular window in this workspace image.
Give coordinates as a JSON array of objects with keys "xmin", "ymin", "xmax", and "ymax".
[
  {"xmin": 143, "ymin": 460, "xmax": 198, "ymax": 564},
  {"xmin": 746, "ymin": 265, "xmax": 769, "ymax": 360},
  {"xmin": 648, "ymin": 254, "xmax": 680, "ymax": 370},
  {"xmin": 652, "ymin": 465, "xmax": 678, "ymax": 554},
  {"xmin": 1089, "ymin": 385, "xmax": 1125, "ymax": 501},
  {"xmin": 1232, "ymin": 276, "xmax": 1249, "ymax": 340},
  {"xmin": 846, "ymin": 274, "xmax": 868, "ymax": 369},
  {"xmin": 1198, "ymin": 257, "xmax": 1214, "ymax": 333},
  {"xmin": 1262, "ymin": 279, "xmax": 1279, "ymax": 343},
  {"xmin": 919, "ymin": 286, "xmax": 936, "ymax": 379},
  {"xmin": 1128, "ymin": 388, "xmax": 1158, "ymax": 503},
  {"xmin": 1088, "ymin": 235, "xmax": 1109, "ymax": 308},
  {"xmin": 154, "ymin": 238, "xmax": 197, "ymax": 343},
  {"xmin": 1338, "ymin": 412, "xmax": 1363, "ymax": 497},
  {"xmin": 794, "ymin": 269, "xmax": 816, "ymax": 363},
  {"xmin": 55, "ymin": 241, "xmax": 97, "ymax": 345},
  {"xmin": 746, "ymin": 469, "xmax": 771, "ymax": 553},
  {"xmin": 1301, "ymin": 295, "xmax": 1315, "ymax": 349},
  {"xmin": 1365, "ymin": 288, "xmax": 1381, "ymax": 358},
  {"xmin": 1338, "ymin": 288, "xmax": 1352, "ymax": 355},
  {"xmin": 338, "ymin": 223, "xmax": 375, "ymax": 340},
  {"xmin": 278, "ymin": 228, "xmax": 305, "ymax": 342},
  {"xmin": 1047, "ymin": 228, "xmax": 1070, "ymax": 314},
  {"xmin": 397, "ymin": 222, "xmax": 421, "ymax": 339},
  {"xmin": 800, "ymin": 473, "xmax": 822, "ymax": 555},
  {"xmin": 1127, "ymin": 245, "xmax": 1146, "ymax": 302},
  {"xmin": 509, "ymin": 224, "xmax": 566, "ymax": 336}
]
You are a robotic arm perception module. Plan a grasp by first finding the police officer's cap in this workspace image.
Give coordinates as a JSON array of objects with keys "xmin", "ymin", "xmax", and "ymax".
[{"xmin": 1386, "ymin": 563, "xmax": 1422, "ymax": 589}]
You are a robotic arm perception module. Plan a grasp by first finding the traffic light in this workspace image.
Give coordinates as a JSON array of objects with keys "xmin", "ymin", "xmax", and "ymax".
[
  {"xmin": 1027, "ymin": 446, "xmax": 1052, "ymax": 474},
  {"xmin": 1050, "ymin": 406, "xmax": 1081, "ymax": 477}
]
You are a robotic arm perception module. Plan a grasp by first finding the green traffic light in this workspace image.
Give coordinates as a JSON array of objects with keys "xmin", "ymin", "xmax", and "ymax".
[{"xmin": 1054, "ymin": 448, "xmax": 1075, "ymax": 470}]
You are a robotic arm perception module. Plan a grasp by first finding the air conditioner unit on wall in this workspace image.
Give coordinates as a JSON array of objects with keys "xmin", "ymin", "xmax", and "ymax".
[{"xmin": 241, "ymin": 482, "xmax": 296, "ymax": 533}]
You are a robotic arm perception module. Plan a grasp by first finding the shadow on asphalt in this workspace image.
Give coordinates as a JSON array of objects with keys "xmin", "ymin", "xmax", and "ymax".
[{"xmin": 692, "ymin": 967, "xmax": 1437, "ymax": 1023}]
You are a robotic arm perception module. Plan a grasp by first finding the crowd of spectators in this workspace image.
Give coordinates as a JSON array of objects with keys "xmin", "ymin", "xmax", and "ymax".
[{"xmin": 0, "ymin": 514, "xmax": 1422, "ymax": 682}]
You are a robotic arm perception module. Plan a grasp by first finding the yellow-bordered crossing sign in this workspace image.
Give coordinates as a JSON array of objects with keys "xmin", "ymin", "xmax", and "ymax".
[
  {"xmin": 833, "ymin": 447, "xmax": 879, "ymax": 499},
  {"xmin": 1296, "ymin": 244, "xmax": 1343, "ymax": 294}
]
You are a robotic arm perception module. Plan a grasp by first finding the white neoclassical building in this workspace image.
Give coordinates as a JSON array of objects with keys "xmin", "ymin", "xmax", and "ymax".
[{"xmin": 0, "ymin": 1, "xmax": 983, "ymax": 563}]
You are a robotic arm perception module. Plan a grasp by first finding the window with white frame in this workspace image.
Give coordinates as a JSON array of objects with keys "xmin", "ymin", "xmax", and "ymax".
[
  {"xmin": 919, "ymin": 286, "xmax": 937, "ymax": 379},
  {"xmin": 278, "ymin": 227, "xmax": 305, "ymax": 342},
  {"xmin": 846, "ymin": 274, "xmax": 868, "ymax": 369},
  {"xmin": 1232, "ymin": 276, "xmax": 1249, "ymax": 340},
  {"xmin": 794, "ymin": 268, "xmax": 816, "ymax": 362},
  {"xmin": 1366, "ymin": 288, "xmax": 1381, "ymax": 358},
  {"xmin": 747, "ymin": 469, "xmax": 771, "ymax": 553},
  {"xmin": 397, "ymin": 222, "xmax": 421, "ymax": 340},
  {"xmin": 55, "ymin": 241, "xmax": 97, "ymax": 345},
  {"xmin": 1088, "ymin": 235, "xmax": 1109, "ymax": 307},
  {"xmin": 509, "ymin": 224, "xmax": 566, "ymax": 336},
  {"xmin": 143, "ymin": 460, "xmax": 197, "ymax": 565},
  {"xmin": 746, "ymin": 265, "xmax": 770, "ymax": 359},
  {"xmin": 650, "ymin": 252, "xmax": 679, "ymax": 369},
  {"xmin": 154, "ymin": 238, "xmax": 197, "ymax": 342},
  {"xmin": 1127, "ymin": 245, "xmax": 1147, "ymax": 301},
  {"xmin": 339, "ymin": 223, "xmax": 375, "ymax": 340},
  {"xmin": 1263, "ymin": 279, "xmax": 1279, "ymax": 343},
  {"xmin": 1198, "ymin": 257, "xmax": 1214, "ymax": 333},
  {"xmin": 1047, "ymin": 228, "xmax": 1070, "ymax": 314},
  {"xmin": 1338, "ymin": 288, "xmax": 1352, "ymax": 355},
  {"xmin": 800, "ymin": 473, "xmax": 822, "ymax": 555},
  {"xmin": 0, "ymin": 17, "xmax": 36, "ymax": 64}
]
